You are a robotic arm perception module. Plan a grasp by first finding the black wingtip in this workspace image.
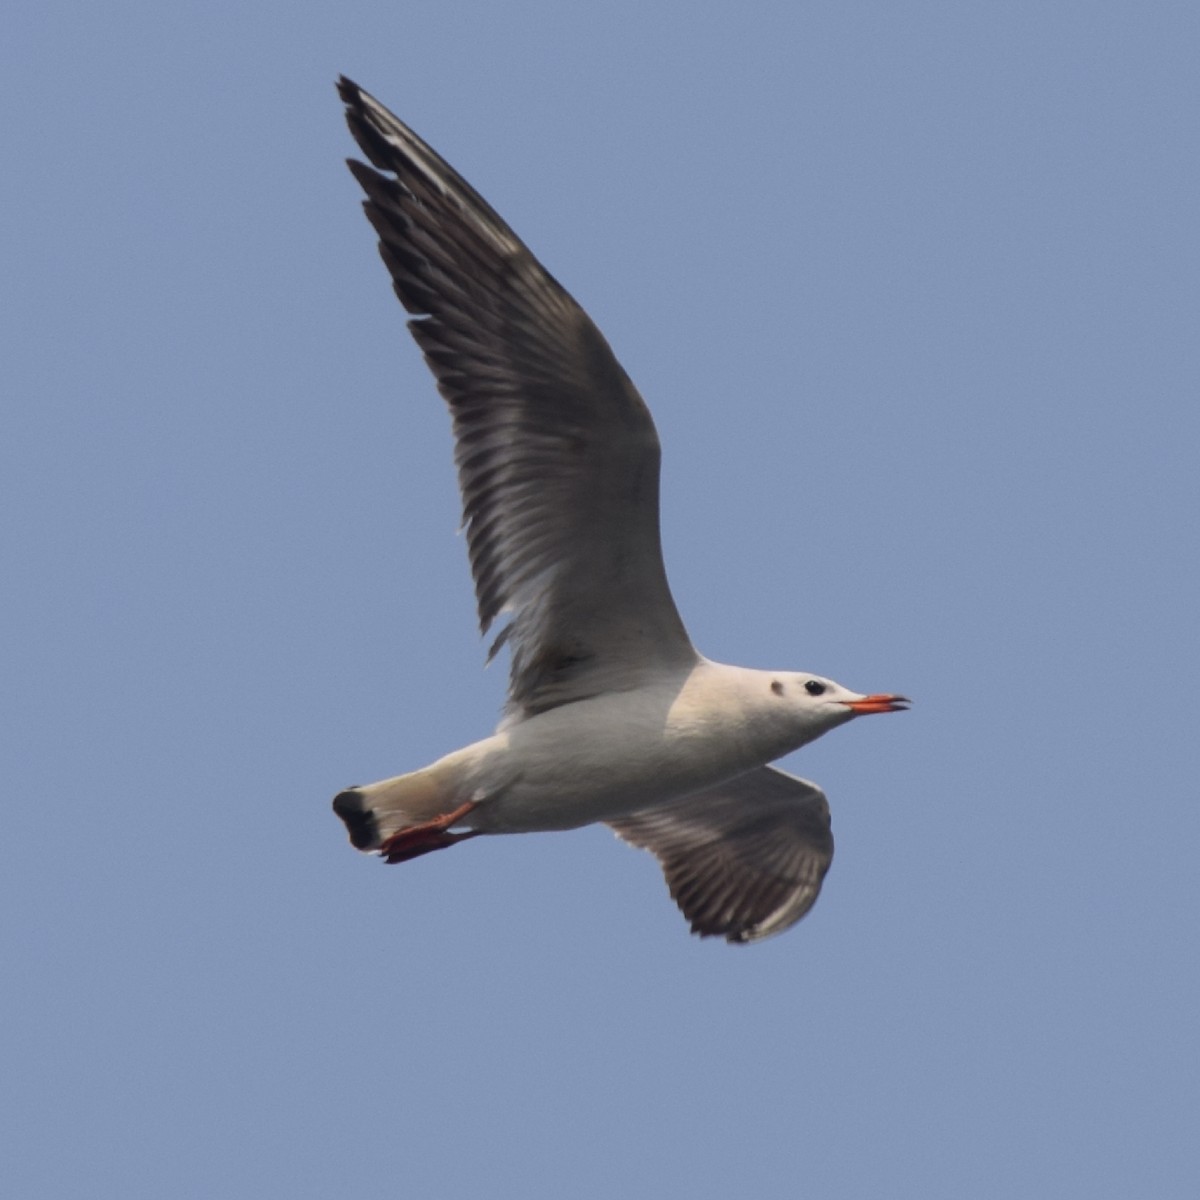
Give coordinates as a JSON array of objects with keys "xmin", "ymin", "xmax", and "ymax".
[
  {"xmin": 332, "ymin": 787, "xmax": 381, "ymax": 851},
  {"xmin": 337, "ymin": 78, "xmax": 406, "ymax": 176}
]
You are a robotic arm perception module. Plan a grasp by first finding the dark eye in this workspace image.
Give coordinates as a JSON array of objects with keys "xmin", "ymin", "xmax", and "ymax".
[{"xmin": 804, "ymin": 680, "xmax": 826, "ymax": 697}]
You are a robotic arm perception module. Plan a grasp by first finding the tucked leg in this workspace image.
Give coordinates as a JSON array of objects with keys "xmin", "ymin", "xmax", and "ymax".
[{"xmin": 378, "ymin": 799, "xmax": 480, "ymax": 864}]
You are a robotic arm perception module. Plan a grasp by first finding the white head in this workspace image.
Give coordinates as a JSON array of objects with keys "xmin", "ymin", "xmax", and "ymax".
[{"xmin": 766, "ymin": 672, "xmax": 910, "ymax": 742}]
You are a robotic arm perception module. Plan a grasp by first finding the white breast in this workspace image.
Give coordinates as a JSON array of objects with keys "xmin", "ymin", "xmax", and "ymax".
[{"xmin": 453, "ymin": 661, "xmax": 818, "ymax": 833}]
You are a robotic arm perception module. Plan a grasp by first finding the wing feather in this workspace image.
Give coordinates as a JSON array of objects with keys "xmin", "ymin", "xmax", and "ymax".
[
  {"xmin": 339, "ymin": 79, "xmax": 697, "ymax": 721},
  {"xmin": 609, "ymin": 766, "xmax": 835, "ymax": 944}
]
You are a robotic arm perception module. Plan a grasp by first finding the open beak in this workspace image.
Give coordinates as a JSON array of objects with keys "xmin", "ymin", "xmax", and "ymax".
[{"xmin": 842, "ymin": 694, "xmax": 911, "ymax": 715}]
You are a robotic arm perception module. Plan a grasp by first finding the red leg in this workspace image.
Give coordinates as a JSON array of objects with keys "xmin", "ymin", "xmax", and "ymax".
[
  {"xmin": 381, "ymin": 828, "xmax": 481, "ymax": 864},
  {"xmin": 378, "ymin": 799, "xmax": 480, "ymax": 865}
]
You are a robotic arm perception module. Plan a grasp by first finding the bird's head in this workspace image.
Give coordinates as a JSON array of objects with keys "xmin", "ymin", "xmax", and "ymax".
[{"xmin": 775, "ymin": 673, "xmax": 910, "ymax": 735}]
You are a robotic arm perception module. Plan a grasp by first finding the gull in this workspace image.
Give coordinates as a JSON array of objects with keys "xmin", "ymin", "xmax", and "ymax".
[{"xmin": 332, "ymin": 77, "xmax": 909, "ymax": 943}]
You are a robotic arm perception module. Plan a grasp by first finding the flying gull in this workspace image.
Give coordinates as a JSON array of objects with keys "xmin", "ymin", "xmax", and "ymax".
[{"xmin": 332, "ymin": 78, "xmax": 909, "ymax": 943}]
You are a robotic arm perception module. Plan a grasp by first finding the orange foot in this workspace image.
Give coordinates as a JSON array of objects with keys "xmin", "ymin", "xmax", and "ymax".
[{"xmin": 379, "ymin": 799, "xmax": 481, "ymax": 865}]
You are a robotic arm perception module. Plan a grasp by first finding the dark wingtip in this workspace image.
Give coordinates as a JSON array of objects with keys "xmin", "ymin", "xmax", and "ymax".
[{"xmin": 332, "ymin": 787, "xmax": 381, "ymax": 851}]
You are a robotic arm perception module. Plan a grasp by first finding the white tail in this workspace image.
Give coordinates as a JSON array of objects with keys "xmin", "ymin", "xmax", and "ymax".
[{"xmin": 332, "ymin": 768, "xmax": 453, "ymax": 851}]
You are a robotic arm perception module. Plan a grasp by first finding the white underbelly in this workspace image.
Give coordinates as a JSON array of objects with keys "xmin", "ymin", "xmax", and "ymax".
[{"xmin": 455, "ymin": 669, "xmax": 790, "ymax": 833}]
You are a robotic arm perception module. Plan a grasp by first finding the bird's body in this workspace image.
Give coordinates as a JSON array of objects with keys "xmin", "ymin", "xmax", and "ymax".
[
  {"xmin": 333, "ymin": 78, "xmax": 908, "ymax": 942},
  {"xmin": 346, "ymin": 662, "xmax": 853, "ymax": 837}
]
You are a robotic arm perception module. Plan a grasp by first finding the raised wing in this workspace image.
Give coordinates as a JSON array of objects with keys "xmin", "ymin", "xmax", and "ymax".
[
  {"xmin": 339, "ymin": 79, "xmax": 697, "ymax": 721},
  {"xmin": 608, "ymin": 766, "xmax": 835, "ymax": 944}
]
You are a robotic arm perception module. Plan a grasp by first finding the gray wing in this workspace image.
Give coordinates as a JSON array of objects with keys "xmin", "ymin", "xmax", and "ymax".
[
  {"xmin": 608, "ymin": 766, "xmax": 834, "ymax": 944},
  {"xmin": 339, "ymin": 78, "xmax": 697, "ymax": 721}
]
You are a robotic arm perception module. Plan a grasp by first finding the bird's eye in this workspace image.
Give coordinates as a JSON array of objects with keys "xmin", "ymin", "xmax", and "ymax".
[{"xmin": 804, "ymin": 680, "xmax": 826, "ymax": 697}]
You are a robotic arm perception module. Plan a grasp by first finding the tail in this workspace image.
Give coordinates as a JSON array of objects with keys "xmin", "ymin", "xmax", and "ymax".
[{"xmin": 332, "ymin": 768, "xmax": 453, "ymax": 852}]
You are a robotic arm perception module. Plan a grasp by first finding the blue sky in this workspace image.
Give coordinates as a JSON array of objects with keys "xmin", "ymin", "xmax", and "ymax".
[{"xmin": 4, "ymin": 2, "xmax": 1198, "ymax": 1196}]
